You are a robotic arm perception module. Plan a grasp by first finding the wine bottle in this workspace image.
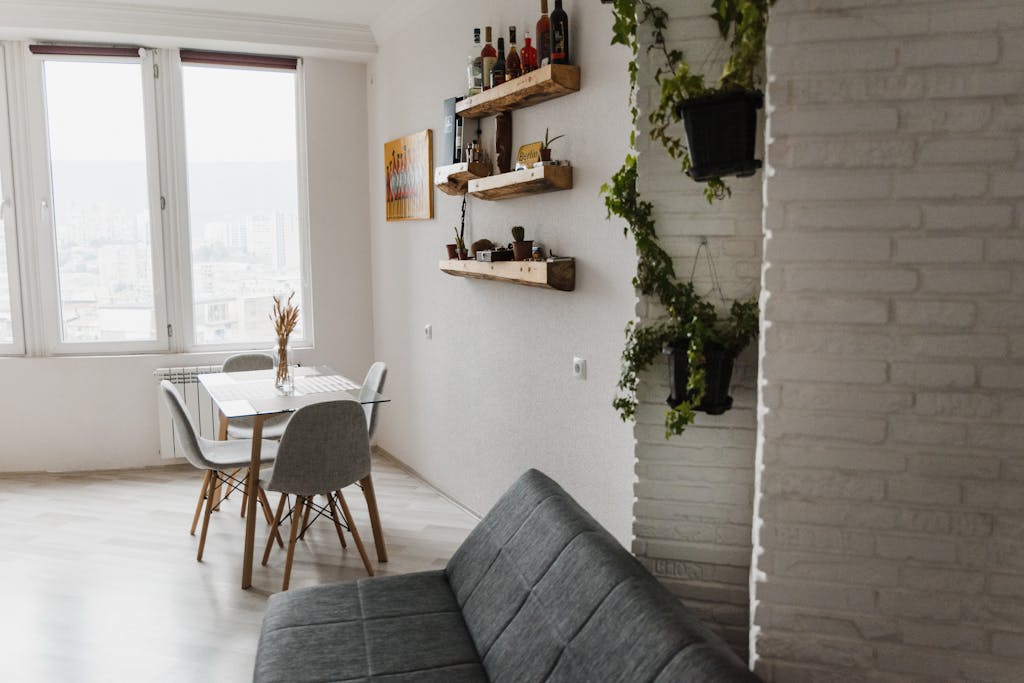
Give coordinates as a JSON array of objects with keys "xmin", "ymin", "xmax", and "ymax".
[
  {"xmin": 481, "ymin": 26, "xmax": 497, "ymax": 91},
  {"xmin": 506, "ymin": 26, "xmax": 522, "ymax": 80},
  {"xmin": 536, "ymin": 0, "xmax": 551, "ymax": 67},
  {"xmin": 521, "ymin": 31, "xmax": 538, "ymax": 73},
  {"xmin": 467, "ymin": 28, "xmax": 483, "ymax": 96},
  {"xmin": 551, "ymin": 0, "xmax": 569, "ymax": 65},
  {"xmin": 490, "ymin": 37, "xmax": 507, "ymax": 88}
]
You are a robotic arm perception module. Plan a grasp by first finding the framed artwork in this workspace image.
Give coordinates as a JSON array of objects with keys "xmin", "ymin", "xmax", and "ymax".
[{"xmin": 385, "ymin": 129, "xmax": 433, "ymax": 221}]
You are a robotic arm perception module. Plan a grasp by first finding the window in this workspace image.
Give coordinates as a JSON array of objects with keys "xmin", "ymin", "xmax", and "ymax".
[
  {"xmin": 3, "ymin": 44, "xmax": 311, "ymax": 356},
  {"xmin": 33, "ymin": 51, "xmax": 167, "ymax": 350},
  {"xmin": 180, "ymin": 55, "xmax": 307, "ymax": 347},
  {"xmin": 0, "ymin": 48, "xmax": 23, "ymax": 353}
]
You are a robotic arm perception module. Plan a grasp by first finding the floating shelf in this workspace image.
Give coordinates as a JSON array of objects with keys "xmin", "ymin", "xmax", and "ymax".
[
  {"xmin": 433, "ymin": 161, "xmax": 492, "ymax": 195},
  {"xmin": 468, "ymin": 164, "xmax": 572, "ymax": 201},
  {"xmin": 439, "ymin": 258, "xmax": 575, "ymax": 292},
  {"xmin": 456, "ymin": 64, "xmax": 581, "ymax": 119}
]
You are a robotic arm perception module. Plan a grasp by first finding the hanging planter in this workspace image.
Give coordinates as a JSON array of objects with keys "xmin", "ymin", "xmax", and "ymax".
[
  {"xmin": 676, "ymin": 90, "xmax": 763, "ymax": 183},
  {"xmin": 665, "ymin": 341, "xmax": 736, "ymax": 415}
]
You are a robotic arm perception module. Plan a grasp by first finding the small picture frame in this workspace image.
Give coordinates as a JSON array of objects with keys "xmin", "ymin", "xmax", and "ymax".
[
  {"xmin": 516, "ymin": 141, "xmax": 543, "ymax": 170},
  {"xmin": 385, "ymin": 129, "xmax": 433, "ymax": 221}
]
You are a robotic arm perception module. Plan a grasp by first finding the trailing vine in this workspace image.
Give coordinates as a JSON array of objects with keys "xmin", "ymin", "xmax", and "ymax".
[{"xmin": 603, "ymin": 0, "xmax": 768, "ymax": 437}]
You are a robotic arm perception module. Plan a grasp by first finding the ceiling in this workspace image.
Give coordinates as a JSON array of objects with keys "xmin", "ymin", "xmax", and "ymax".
[{"xmin": 79, "ymin": 0, "xmax": 405, "ymax": 27}]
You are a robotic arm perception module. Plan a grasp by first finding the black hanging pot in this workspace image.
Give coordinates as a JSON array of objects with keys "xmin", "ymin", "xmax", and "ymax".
[
  {"xmin": 675, "ymin": 90, "xmax": 763, "ymax": 182},
  {"xmin": 665, "ymin": 341, "xmax": 736, "ymax": 415}
]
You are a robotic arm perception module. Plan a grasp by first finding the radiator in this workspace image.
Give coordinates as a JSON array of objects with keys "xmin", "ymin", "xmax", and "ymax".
[{"xmin": 155, "ymin": 365, "xmax": 222, "ymax": 459}]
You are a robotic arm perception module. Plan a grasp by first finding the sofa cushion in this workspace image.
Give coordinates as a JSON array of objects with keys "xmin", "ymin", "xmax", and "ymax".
[
  {"xmin": 445, "ymin": 469, "xmax": 758, "ymax": 683},
  {"xmin": 254, "ymin": 570, "xmax": 487, "ymax": 683}
]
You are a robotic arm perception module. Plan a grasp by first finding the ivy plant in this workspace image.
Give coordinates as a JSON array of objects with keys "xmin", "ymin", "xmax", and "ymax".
[{"xmin": 603, "ymin": 0, "xmax": 769, "ymax": 437}]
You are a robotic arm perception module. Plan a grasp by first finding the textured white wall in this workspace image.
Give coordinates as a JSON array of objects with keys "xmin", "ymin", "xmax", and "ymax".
[
  {"xmin": 0, "ymin": 58, "xmax": 373, "ymax": 472},
  {"xmin": 367, "ymin": 1, "xmax": 637, "ymax": 543},
  {"xmin": 631, "ymin": 1, "xmax": 763, "ymax": 658},
  {"xmin": 753, "ymin": 1, "xmax": 1024, "ymax": 679}
]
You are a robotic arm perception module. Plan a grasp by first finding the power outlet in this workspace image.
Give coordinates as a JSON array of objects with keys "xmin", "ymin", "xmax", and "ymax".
[
  {"xmin": 424, "ymin": 324, "xmax": 432, "ymax": 340},
  {"xmin": 573, "ymin": 357, "xmax": 587, "ymax": 380}
]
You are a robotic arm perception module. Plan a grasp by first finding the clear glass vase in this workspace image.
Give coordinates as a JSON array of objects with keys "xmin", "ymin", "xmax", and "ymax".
[{"xmin": 275, "ymin": 341, "xmax": 294, "ymax": 394}]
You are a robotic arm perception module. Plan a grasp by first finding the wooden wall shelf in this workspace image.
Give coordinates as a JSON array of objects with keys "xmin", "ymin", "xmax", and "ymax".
[
  {"xmin": 439, "ymin": 258, "xmax": 575, "ymax": 291},
  {"xmin": 468, "ymin": 164, "xmax": 572, "ymax": 200},
  {"xmin": 434, "ymin": 161, "xmax": 492, "ymax": 195},
  {"xmin": 456, "ymin": 64, "xmax": 581, "ymax": 119}
]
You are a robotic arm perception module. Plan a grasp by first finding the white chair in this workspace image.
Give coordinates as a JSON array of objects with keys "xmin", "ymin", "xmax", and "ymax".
[
  {"xmin": 260, "ymin": 399, "xmax": 375, "ymax": 590},
  {"xmin": 221, "ymin": 353, "xmax": 291, "ymax": 441},
  {"xmin": 160, "ymin": 380, "xmax": 278, "ymax": 561}
]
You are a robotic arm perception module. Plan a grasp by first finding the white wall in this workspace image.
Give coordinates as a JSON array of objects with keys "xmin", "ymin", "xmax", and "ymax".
[
  {"xmin": 367, "ymin": 1, "xmax": 637, "ymax": 542},
  {"xmin": 0, "ymin": 58, "xmax": 373, "ymax": 472},
  {"xmin": 753, "ymin": 1, "xmax": 1024, "ymax": 679},
  {"xmin": 631, "ymin": 0, "xmax": 763, "ymax": 657}
]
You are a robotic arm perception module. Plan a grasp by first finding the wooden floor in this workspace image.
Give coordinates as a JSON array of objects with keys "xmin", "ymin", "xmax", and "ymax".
[{"xmin": 0, "ymin": 453, "xmax": 478, "ymax": 682}]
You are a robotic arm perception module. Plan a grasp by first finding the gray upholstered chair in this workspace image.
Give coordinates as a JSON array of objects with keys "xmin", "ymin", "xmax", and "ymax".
[
  {"xmin": 260, "ymin": 399, "xmax": 374, "ymax": 590},
  {"xmin": 221, "ymin": 353, "xmax": 291, "ymax": 441},
  {"xmin": 160, "ymin": 380, "xmax": 278, "ymax": 561}
]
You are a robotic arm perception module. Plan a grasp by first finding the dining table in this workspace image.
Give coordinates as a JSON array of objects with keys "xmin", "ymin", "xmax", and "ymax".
[{"xmin": 198, "ymin": 365, "xmax": 390, "ymax": 589}]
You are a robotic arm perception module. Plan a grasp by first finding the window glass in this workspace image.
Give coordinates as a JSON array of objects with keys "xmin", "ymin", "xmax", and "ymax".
[
  {"xmin": 42, "ymin": 60, "xmax": 158, "ymax": 342},
  {"xmin": 0, "ymin": 164, "xmax": 12, "ymax": 344},
  {"xmin": 181, "ymin": 65, "xmax": 304, "ymax": 346}
]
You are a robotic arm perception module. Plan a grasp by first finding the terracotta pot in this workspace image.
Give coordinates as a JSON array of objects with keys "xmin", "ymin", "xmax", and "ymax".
[
  {"xmin": 457, "ymin": 249, "xmax": 469, "ymax": 260},
  {"xmin": 512, "ymin": 240, "xmax": 533, "ymax": 261},
  {"xmin": 445, "ymin": 243, "xmax": 458, "ymax": 259}
]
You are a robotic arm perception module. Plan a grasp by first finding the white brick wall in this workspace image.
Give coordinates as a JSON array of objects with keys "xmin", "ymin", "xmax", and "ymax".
[
  {"xmin": 632, "ymin": 0, "xmax": 763, "ymax": 657},
  {"xmin": 753, "ymin": 1, "xmax": 1024, "ymax": 680}
]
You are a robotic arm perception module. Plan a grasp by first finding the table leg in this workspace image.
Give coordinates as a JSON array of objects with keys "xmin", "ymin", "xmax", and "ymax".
[
  {"xmin": 242, "ymin": 415, "xmax": 265, "ymax": 589},
  {"xmin": 360, "ymin": 474, "xmax": 388, "ymax": 563},
  {"xmin": 217, "ymin": 411, "xmax": 228, "ymax": 440}
]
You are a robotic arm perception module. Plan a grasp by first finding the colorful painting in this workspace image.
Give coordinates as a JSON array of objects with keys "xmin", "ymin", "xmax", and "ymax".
[{"xmin": 385, "ymin": 129, "xmax": 433, "ymax": 221}]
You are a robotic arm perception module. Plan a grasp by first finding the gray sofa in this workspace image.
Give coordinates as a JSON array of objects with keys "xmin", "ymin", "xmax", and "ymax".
[{"xmin": 254, "ymin": 469, "xmax": 759, "ymax": 682}]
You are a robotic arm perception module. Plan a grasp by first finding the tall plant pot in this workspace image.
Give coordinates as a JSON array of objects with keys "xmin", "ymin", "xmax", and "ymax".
[
  {"xmin": 676, "ymin": 90, "xmax": 763, "ymax": 182},
  {"xmin": 665, "ymin": 341, "xmax": 736, "ymax": 415}
]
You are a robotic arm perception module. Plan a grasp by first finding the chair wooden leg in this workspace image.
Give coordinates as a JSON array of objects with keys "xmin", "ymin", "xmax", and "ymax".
[
  {"xmin": 282, "ymin": 496, "xmax": 306, "ymax": 591},
  {"xmin": 240, "ymin": 467, "xmax": 249, "ymax": 518},
  {"xmin": 222, "ymin": 467, "xmax": 240, "ymax": 500},
  {"xmin": 263, "ymin": 493, "xmax": 287, "ymax": 566},
  {"xmin": 325, "ymin": 493, "xmax": 348, "ymax": 549},
  {"xmin": 336, "ymin": 490, "xmax": 373, "ymax": 577},
  {"xmin": 191, "ymin": 470, "xmax": 212, "ymax": 535},
  {"xmin": 211, "ymin": 470, "xmax": 226, "ymax": 512},
  {"xmin": 360, "ymin": 474, "xmax": 388, "ymax": 562},
  {"xmin": 298, "ymin": 499, "xmax": 313, "ymax": 540},
  {"xmin": 257, "ymin": 486, "xmax": 276, "ymax": 526},
  {"xmin": 197, "ymin": 472, "xmax": 217, "ymax": 562}
]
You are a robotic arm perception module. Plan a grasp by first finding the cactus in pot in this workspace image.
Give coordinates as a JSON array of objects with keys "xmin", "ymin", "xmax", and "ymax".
[{"xmin": 511, "ymin": 225, "xmax": 532, "ymax": 261}]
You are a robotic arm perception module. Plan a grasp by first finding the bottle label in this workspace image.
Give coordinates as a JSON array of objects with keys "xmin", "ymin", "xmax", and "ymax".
[
  {"xmin": 552, "ymin": 29, "xmax": 566, "ymax": 60},
  {"xmin": 482, "ymin": 56, "xmax": 496, "ymax": 88}
]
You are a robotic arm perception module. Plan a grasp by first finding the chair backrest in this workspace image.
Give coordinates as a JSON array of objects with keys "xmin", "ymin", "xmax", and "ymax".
[
  {"xmin": 267, "ymin": 399, "xmax": 370, "ymax": 496},
  {"xmin": 160, "ymin": 380, "xmax": 213, "ymax": 470},
  {"xmin": 358, "ymin": 361, "xmax": 387, "ymax": 440},
  {"xmin": 223, "ymin": 352, "xmax": 275, "ymax": 373}
]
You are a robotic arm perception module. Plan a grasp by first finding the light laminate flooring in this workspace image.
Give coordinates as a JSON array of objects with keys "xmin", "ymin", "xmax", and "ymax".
[{"xmin": 0, "ymin": 453, "xmax": 478, "ymax": 682}]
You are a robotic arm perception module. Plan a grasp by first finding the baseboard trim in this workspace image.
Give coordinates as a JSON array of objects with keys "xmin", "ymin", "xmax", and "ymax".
[{"xmin": 372, "ymin": 445, "xmax": 482, "ymax": 521}]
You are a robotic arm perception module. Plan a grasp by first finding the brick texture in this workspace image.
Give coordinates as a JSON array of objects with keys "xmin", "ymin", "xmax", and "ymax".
[
  {"xmin": 753, "ymin": 1, "xmax": 1024, "ymax": 680},
  {"xmin": 631, "ymin": 0, "xmax": 762, "ymax": 659}
]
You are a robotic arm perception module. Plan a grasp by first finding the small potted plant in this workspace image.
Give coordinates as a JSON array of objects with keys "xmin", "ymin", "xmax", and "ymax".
[
  {"xmin": 453, "ymin": 227, "xmax": 468, "ymax": 259},
  {"xmin": 538, "ymin": 128, "xmax": 564, "ymax": 163},
  {"xmin": 511, "ymin": 225, "xmax": 532, "ymax": 261}
]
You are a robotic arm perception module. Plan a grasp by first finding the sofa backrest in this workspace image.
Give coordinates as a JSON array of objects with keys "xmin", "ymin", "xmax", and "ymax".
[{"xmin": 445, "ymin": 469, "xmax": 760, "ymax": 682}]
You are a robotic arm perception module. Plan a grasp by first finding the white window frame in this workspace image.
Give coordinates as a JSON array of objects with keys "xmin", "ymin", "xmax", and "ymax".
[
  {"xmin": 25, "ymin": 48, "xmax": 170, "ymax": 354},
  {"xmin": 172, "ymin": 53, "xmax": 314, "ymax": 353},
  {"xmin": 0, "ymin": 45, "xmax": 26, "ymax": 355}
]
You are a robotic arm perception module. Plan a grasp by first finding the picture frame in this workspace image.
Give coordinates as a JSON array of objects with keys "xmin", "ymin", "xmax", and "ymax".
[{"xmin": 385, "ymin": 129, "xmax": 433, "ymax": 221}]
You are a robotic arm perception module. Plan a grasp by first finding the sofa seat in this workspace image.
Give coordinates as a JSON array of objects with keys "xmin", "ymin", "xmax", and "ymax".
[{"xmin": 254, "ymin": 570, "xmax": 487, "ymax": 682}]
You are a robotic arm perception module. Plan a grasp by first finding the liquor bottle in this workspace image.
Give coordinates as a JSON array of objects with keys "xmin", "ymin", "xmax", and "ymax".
[
  {"xmin": 490, "ymin": 37, "xmax": 506, "ymax": 88},
  {"xmin": 506, "ymin": 26, "xmax": 522, "ymax": 80},
  {"xmin": 481, "ymin": 26, "xmax": 497, "ymax": 91},
  {"xmin": 551, "ymin": 0, "xmax": 569, "ymax": 64},
  {"xmin": 521, "ymin": 31, "xmax": 538, "ymax": 73},
  {"xmin": 536, "ymin": 0, "xmax": 551, "ymax": 66},
  {"xmin": 467, "ymin": 28, "xmax": 483, "ymax": 96}
]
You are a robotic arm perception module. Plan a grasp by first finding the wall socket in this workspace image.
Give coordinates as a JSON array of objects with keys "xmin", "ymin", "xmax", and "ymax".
[
  {"xmin": 424, "ymin": 324, "xmax": 432, "ymax": 339},
  {"xmin": 573, "ymin": 357, "xmax": 587, "ymax": 380}
]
